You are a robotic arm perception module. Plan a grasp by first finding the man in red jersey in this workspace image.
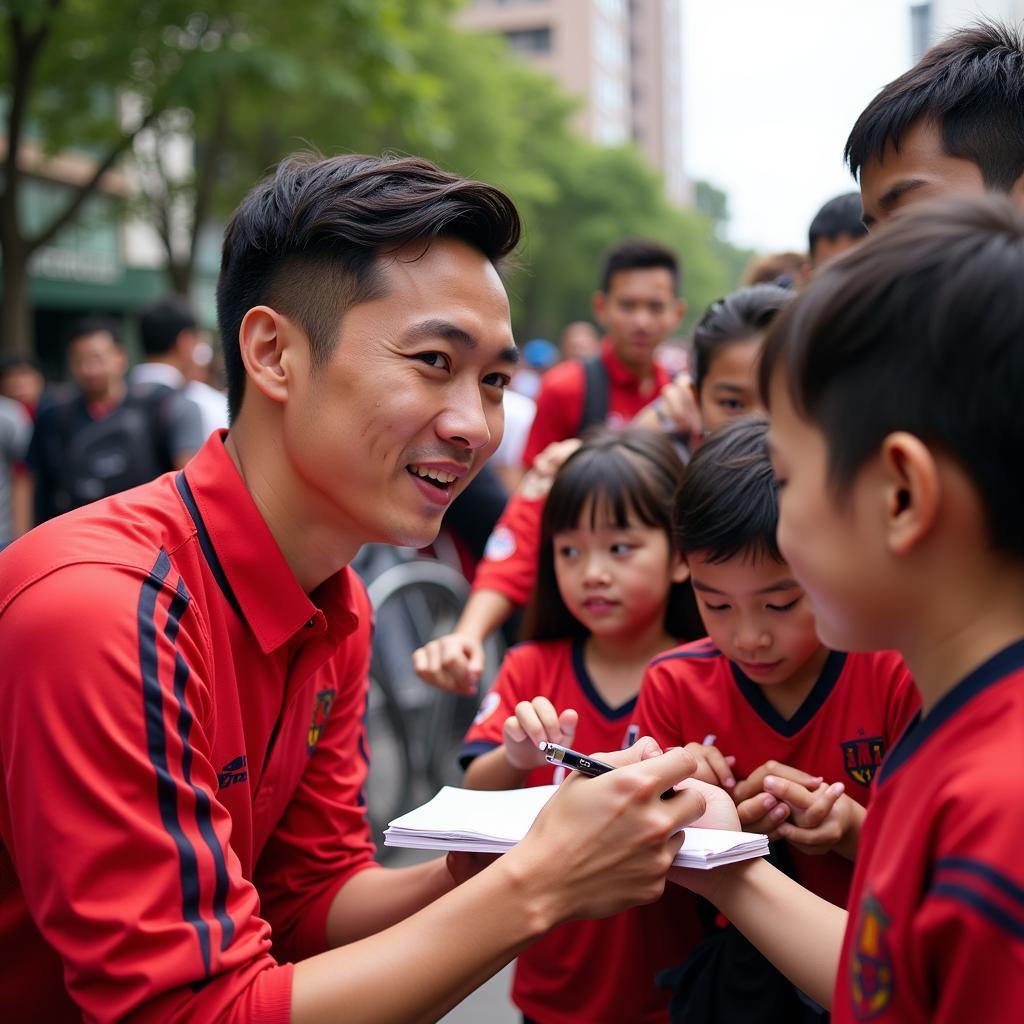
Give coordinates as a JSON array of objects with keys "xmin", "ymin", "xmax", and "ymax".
[
  {"xmin": 521, "ymin": 238, "xmax": 686, "ymax": 465},
  {"xmin": 670, "ymin": 196, "xmax": 1024, "ymax": 1022},
  {"xmin": 0, "ymin": 154, "xmax": 714, "ymax": 1022}
]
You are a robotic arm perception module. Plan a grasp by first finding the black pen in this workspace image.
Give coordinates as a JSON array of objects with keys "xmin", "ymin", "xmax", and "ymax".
[{"xmin": 539, "ymin": 741, "xmax": 678, "ymax": 799}]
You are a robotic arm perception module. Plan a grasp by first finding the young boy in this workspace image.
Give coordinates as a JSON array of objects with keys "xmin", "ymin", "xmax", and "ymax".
[
  {"xmin": 671, "ymin": 195, "xmax": 1024, "ymax": 1022},
  {"xmin": 634, "ymin": 419, "xmax": 919, "ymax": 1016}
]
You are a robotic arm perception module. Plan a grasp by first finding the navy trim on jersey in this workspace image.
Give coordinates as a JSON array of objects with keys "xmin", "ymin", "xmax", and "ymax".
[
  {"xmin": 649, "ymin": 639, "xmax": 721, "ymax": 667},
  {"xmin": 933, "ymin": 857, "xmax": 1024, "ymax": 909},
  {"xmin": 138, "ymin": 549, "xmax": 211, "ymax": 977},
  {"xmin": 730, "ymin": 650, "xmax": 847, "ymax": 738},
  {"xmin": 459, "ymin": 739, "xmax": 501, "ymax": 770},
  {"xmin": 572, "ymin": 636, "xmax": 636, "ymax": 720},
  {"xmin": 876, "ymin": 636, "xmax": 1024, "ymax": 787},
  {"xmin": 164, "ymin": 576, "xmax": 235, "ymax": 955},
  {"xmin": 175, "ymin": 472, "xmax": 244, "ymax": 622},
  {"xmin": 930, "ymin": 883, "xmax": 1024, "ymax": 940}
]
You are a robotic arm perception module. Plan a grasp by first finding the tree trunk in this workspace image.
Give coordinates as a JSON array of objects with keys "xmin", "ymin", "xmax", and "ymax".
[{"xmin": 1, "ymin": 245, "xmax": 33, "ymax": 356}]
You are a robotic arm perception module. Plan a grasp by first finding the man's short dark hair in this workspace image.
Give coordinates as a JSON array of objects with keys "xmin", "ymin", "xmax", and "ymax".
[
  {"xmin": 69, "ymin": 315, "xmax": 121, "ymax": 347},
  {"xmin": 693, "ymin": 285, "xmax": 792, "ymax": 393},
  {"xmin": 599, "ymin": 238, "xmax": 681, "ymax": 294},
  {"xmin": 808, "ymin": 193, "xmax": 868, "ymax": 256},
  {"xmin": 760, "ymin": 194, "xmax": 1024, "ymax": 561},
  {"xmin": 139, "ymin": 296, "xmax": 199, "ymax": 357},
  {"xmin": 845, "ymin": 21, "xmax": 1024, "ymax": 190},
  {"xmin": 674, "ymin": 417, "xmax": 781, "ymax": 564},
  {"xmin": 216, "ymin": 153, "xmax": 521, "ymax": 419}
]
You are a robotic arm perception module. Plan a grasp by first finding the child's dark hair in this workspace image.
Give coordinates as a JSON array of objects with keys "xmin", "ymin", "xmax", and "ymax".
[
  {"xmin": 217, "ymin": 152, "xmax": 521, "ymax": 420},
  {"xmin": 139, "ymin": 295, "xmax": 199, "ymax": 357},
  {"xmin": 759, "ymin": 194, "xmax": 1024, "ymax": 560},
  {"xmin": 693, "ymin": 285, "xmax": 793, "ymax": 393},
  {"xmin": 675, "ymin": 417, "xmax": 781, "ymax": 564},
  {"xmin": 599, "ymin": 238, "xmax": 681, "ymax": 294},
  {"xmin": 808, "ymin": 192, "xmax": 867, "ymax": 258},
  {"xmin": 845, "ymin": 21, "xmax": 1024, "ymax": 195},
  {"xmin": 522, "ymin": 427, "xmax": 701, "ymax": 642}
]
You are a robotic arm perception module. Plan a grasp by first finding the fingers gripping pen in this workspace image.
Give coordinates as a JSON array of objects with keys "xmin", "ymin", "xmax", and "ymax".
[{"xmin": 539, "ymin": 742, "xmax": 678, "ymax": 800}]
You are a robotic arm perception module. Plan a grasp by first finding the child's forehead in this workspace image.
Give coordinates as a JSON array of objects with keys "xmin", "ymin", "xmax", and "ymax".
[{"xmin": 689, "ymin": 549, "xmax": 799, "ymax": 594}]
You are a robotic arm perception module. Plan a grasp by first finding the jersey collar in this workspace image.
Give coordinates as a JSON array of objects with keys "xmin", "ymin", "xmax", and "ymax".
[
  {"xmin": 571, "ymin": 636, "xmax": 637, "ymax": 720},
  {"xmin": 178, "ymin": 432, "xmax": 358, "ymax": 653},
  {"xmin": 599, "ymin": 339, "xmax": 671, "ymax": 392},
  {"xmin": 875, "ymin": 635, "xmax": 1024, "ymax": 787}
]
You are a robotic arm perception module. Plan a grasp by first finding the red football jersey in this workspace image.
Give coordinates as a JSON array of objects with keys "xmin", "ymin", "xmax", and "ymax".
[
  {"xmin": 471, "ymin": 491, "xmax": 544, "ymax": 608},
  {"xmin": 522, "ymin": 339, "xmax": 671, "ymax": 465},
  {"xmin": 835, "ymin": 639, "xmax": 1024, "ymax": 1023},
  {"xmin": 636, "ymin": 639, "xmax": 920, "ymax": 909},
  {"xmin": 462, "ymin": 638, "xmax": 700, "ymax": 1024},
  {"xmin": 0, "ymin": 433, "xmax": 377, "ymax": 1021}
]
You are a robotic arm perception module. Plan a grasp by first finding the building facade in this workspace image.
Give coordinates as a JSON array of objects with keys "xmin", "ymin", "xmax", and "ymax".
[{"xmin": 459, "ymin": 0, "xmax": 689, "ymax": 204}]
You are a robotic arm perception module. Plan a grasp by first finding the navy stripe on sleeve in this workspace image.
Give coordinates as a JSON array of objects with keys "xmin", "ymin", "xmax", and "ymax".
[
  {"xmin": 163, "ymin": 577, "xmax": 235, "ymax": 955},
  {"xmin": 934, "ymin": 857, "xmax": 1024, "ymax": 908},
  {"xmin": 929, "ymin": 883, "xmax": 1024, "ymax": 940},
  {"xmin": 138, "ymin": 550, "xmax": 211, "ymax": 976},
  {"xmin": 459, "ymin": 739, "xmax": 501, "ymax": 771}
]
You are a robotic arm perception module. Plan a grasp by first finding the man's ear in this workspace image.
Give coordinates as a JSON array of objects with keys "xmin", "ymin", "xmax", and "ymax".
[
  {"xmin": 671, "ymin": 297, "xmax": 687, "ymax": 331},
  {"xmin": 878, "ymin": 431, "xmax": 939, "ymax": 556},
  {"xmin": 592, "ymin": 291, "xmax": 608, "ymax": 328},
  {"xmin": 237, "ymin": 306, "xmax": 303, "ymax": 406}
]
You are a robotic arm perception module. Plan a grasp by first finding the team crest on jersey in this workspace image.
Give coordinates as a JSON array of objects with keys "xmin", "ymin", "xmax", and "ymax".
[
  {"xmin": 473, "ymin": 691, "xmax": 501, "ymax": 725},
  {"xmin": 307, "ymin": 688, "xmax": 336, "ymax": 754},
  {"xmin": 483, "ymin": 525, "xmax": 516, "ymax": 562},
  {"xmin": 850, "ymin": 893, "xmax": 893, "ymax": 1019},
  {"xmin": 841, "ymin": 735, "xmax": 885, "ymax": 786}
]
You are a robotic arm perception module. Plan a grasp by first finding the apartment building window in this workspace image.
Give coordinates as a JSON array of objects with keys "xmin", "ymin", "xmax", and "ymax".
[{"xmin": 505, "ymin": 27, "xmax": 553, "ymax": 53}]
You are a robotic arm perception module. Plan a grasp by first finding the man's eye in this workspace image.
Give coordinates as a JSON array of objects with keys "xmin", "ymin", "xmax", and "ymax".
[
  {"xmin": 416, "ymin": 352, "xmax": 451, "ymax": 371},
  {"xmin": 767, "ymin": 598, "xmax": 800, "ymax": 612},
  {"xmin": 484, "ymin": 373, "xmax": 511, "ymax": 390}
]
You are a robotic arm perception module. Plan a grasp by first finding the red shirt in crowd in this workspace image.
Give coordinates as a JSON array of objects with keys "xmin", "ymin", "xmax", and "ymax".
[
  {"xmin": 0, "ymin": 432, "xmax": 378, "ymax": 1022},
  {"xmin": 521, "ymin": 339, "xmax": 670, "ymax": 465}
]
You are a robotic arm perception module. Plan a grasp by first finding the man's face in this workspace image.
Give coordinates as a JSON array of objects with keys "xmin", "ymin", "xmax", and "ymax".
[
  {"xmin": 281, "ymin": 237, "xmax": 516, "ymax": 550},
  {"xmin": 859, "ymin": 118, "xmax": 987, "ymax": 229},
  {"xmin": 766, "ymin": 374, "xmax": 895, "ymax": 653},
  {"xmin": 594, "ymin": 268, "xmax": 684, "ymax": 373},
  {"xmin": 67, "ymin": 331, "xmax": 126, "ymax": 401}
]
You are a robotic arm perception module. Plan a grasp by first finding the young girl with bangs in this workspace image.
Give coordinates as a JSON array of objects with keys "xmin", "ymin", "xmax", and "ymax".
[{"xmin": 460, "ymin": 427, "xmax": 708, "ymax": 1024}]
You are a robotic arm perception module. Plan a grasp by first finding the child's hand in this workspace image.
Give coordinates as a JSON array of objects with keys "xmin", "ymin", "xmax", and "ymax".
[
  {"xmin": 412, "ymin": 632, "xmax": 485, "ymax": 695},
  {"xmin": 503, "ymin": 697, "xmax": 579, "ymax": 771},
  {"xmin": 762, "ymin": 774, "xmax": 866, "ymax": 860},
  {"xmin": 731, "ymin": 760, "xmax": 823, "ymax": 804},
  {"xmin": 680, "ymin": 742, "xmax": 737, "ymax": 791},
  {"xmin": 733, "ymin": 760, "xmax": 825, "ymax": 839}
]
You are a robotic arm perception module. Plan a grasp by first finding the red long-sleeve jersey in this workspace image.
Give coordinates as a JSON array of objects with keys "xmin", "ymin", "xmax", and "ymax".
[{"xmin": 0, "ymin": 432, "xmax": 378, "ymax": 1022}]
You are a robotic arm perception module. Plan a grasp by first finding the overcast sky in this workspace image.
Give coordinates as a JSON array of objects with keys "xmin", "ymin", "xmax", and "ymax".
[{"xmin": 682, "ymin": 0, "xmax": 914, "ymax": 253}]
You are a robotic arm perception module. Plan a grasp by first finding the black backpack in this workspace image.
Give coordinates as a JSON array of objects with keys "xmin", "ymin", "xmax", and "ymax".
[
  {"xmin": 575, "ymin": 355, "xmax": 610, "ymax": 435},
  {"xmin": 56, "ymin": 385, "xmax": 175, "ymax": 512}
]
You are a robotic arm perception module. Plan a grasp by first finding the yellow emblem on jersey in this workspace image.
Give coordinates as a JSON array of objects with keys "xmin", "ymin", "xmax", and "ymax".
[{"xmin": 850, "ymin": 893, "xmax": 893, "ymax": 1019}]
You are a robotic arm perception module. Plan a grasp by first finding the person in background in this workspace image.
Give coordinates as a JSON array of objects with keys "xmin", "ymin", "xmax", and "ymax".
[
  {"xmin": 0, "ymin": 355, "xmax": 46, "ymax": 419},
  {"xmin": 741, "ymin": 251, "xmax": 808, "ymax": 289},
  {"xmin": 510, "ymin": 338, "xmax": 560, "ymax": 400},
  {"xmin": 0, "ymin": 394, "xmax": 30, "ymax": 546},
  {"xmin": 137, "ymin": 295, "xmax": 228, "ymax": 439},
  {"xmin": 807, "ymin": 193, "xmax": 868, "ymax": 269},
  {"xmin": 489, "ymin": 387, "xmax": 537, "ymax": 493},
  {"xmin": 559, "ymin": 320, "xmax": 601, "ymax": 361},
  {"xmin": 521, "ymin": 239, "xmax": 685, "ymax": 465}
]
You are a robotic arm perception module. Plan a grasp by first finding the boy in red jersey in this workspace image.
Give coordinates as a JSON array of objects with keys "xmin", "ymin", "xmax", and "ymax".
[
  {"xmin": 0, "ymin": 154, "xmax": 713, "ymax": 1022},
  {"xmin": 670, "ymin": 196, "xmax": 1024, "ymax": 1022}
]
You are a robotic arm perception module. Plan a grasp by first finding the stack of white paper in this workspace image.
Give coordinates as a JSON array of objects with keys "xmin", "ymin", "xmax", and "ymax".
[{"xmin": 384, "ymin": 785, "xmax": 768, "ymax": 870}]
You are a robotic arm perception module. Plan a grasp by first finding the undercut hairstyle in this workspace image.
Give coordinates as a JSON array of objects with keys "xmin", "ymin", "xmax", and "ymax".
[
  {"xmin": 845, "ymin": 21, "xmax": 1024, "ymax": 190},
  {"xmin": 69, "ymin": 315, "xmax": 121, "ymax": 347},
  {"xmin": 216, "ymin": 153, "xmax": 522, "ymax": 419},
  {"xmin": 760, "ymin": 194, "xmax": 1024, "ymax": 560},
  {"xmin": 139, "ymin": 295, "xmax": 199, "ymax": 357},
  {"xmin": 599, "ymin": 238, "xmax": 681, "ymax": 294},
  {"xmin": 674, "ymin": 417, "xmax": 781, "ymax": 565},
  {"xmin": 693, "ymin": 285, "xmax": 793, "ymax": 393},
  {"xmin": 522, "ymin": 427, "xmax": 702, "ymax": 643},
  {"xmin": 808, "ymin": 193, "xmax": 868, "ymax": 257}
]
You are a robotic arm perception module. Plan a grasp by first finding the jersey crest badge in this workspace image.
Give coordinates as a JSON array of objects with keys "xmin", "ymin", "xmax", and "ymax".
[
  {"xmin": 473, "ymin": 691, "xmax": 501, "ymax": 725},
  {"xmin": 850, "ymin": 892, "xmax": 893, "ymax": 1019},
  {"xmin": 841, "ymin": 735, "xmax": 885, "ymax": 786},
  {"xmin": 483, "ymin": 525, "xmax": 516, "ymax": 562},
  {"xmin": 307, "ymin": 688, "xmax": 336, "ymax": 754}
]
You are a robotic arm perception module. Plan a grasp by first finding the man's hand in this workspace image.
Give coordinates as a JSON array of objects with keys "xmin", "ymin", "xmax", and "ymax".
[
  {"xmin": 503, "ymin": 697, "xmax": 578, "ymax": 772},
  {"xmin": 681, "ymin": 741, "xmax": 736, "ymax": 790},
  {"xmin": 412, "ymin": 633, "xmax": 485, "ymax": 695},
  {"xmin": 506, "ymin": 740, "xmax": 707, "ymax": 922}
]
